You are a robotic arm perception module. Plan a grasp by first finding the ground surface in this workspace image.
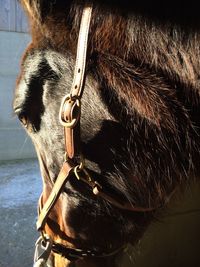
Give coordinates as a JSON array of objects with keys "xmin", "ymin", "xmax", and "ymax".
[{"xmin": 0, "ymin": 159, "xmax": 41, "ymax": 267}]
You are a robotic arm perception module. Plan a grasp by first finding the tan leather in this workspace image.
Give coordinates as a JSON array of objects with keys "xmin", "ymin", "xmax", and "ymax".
[
  {"xmin": 64, "ymin": 123, "xmax": 80, "ymax": 160},
  {"xmin": 37, "ymin": 161, "xmax": 74, "ymax": 231},
  {"xmin": 73, "ymin": 167, "xmax": 158, "ymax": 213},
  {"xmin": 59, "ymin": 4, "xmax": 92, "ymax": 160},
  {"xmin": 71, "ymin": 5, "xmax": 93, "ymax": 97},
  {"xmin": 37, "ymin": 4, "xmax": 93, "ymax": 233},
  {"xmin": 65, "ymin": 127, "xmax": 75, "ymax": 159},
  {"xmin": 95, "ymin": 189, "xmax": 157, "ymax": 212}
]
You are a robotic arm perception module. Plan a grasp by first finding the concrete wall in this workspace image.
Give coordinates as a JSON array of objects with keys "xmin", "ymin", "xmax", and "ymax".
[{"xmin": 0, "ymin": 30, "xmax": 36, "ymax": 161}]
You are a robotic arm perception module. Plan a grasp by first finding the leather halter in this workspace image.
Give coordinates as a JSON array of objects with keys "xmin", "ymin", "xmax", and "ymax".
[{"xmin": 36, "ymin": 2, "xmax": 157, "ymax": 262}]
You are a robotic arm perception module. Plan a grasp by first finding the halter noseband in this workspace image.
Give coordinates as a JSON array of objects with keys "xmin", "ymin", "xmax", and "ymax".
[{"xmin": 34, "ymin": 3, "xmax": 157, "ymax": 266}]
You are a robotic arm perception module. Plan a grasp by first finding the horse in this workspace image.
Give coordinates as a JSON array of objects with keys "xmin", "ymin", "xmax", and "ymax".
[{"xmin": 13, "ymin": 1, "xmax": 200, "ymax": 266}]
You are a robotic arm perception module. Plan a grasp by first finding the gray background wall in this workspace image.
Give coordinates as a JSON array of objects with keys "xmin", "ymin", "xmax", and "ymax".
[
  {"xmin": 0, "ymin": 0, "xmax": 36, "ymax": 160},
  {"xmin": 0, "ymin": 0, "xmax": 28, "ymax": 32}
]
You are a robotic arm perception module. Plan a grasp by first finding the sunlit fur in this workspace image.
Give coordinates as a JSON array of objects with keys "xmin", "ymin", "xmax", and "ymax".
[{"xmin": 15, "ymin": 1, "xmax": 200, "ymax": 266}]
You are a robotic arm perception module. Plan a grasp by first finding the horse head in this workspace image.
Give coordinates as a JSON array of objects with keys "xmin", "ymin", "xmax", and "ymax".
[{"xmin": 13, "ymin": 1, "xmax": 200, "ymax": 266}]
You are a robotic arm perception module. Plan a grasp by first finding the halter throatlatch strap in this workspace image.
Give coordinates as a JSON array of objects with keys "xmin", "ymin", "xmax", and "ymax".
[{"xmin": 37, "ymin": 3, "xmax": 93, "ymax": 232}]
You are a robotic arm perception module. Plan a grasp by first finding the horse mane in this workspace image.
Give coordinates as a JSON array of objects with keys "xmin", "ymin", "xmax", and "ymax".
[{"xmin": 20, "ymin": 0, "xmax": 200, "ymax": 209}]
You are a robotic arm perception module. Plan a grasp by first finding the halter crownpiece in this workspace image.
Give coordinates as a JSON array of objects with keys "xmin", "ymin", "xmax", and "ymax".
[
  {"xmin": 59, "ymin": 2, "xmax": 93, "ymax": 160},
  {"xmin": 37, "ymin": 3, "xmax": 93, "ymax": 232},
  {"xmin": 34, "ymin": 4, "xmax": 95, "ymax": 266}
]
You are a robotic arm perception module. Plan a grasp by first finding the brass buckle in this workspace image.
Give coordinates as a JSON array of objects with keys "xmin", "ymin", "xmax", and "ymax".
[{"xmin": 59, "ymin": 94, "xmax": 81, "ymax": 127}]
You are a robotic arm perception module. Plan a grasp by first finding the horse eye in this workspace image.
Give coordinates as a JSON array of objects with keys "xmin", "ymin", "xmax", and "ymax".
[{"xmin": 18, "ymin": 113, "xmax": 28, "ymax": 128}]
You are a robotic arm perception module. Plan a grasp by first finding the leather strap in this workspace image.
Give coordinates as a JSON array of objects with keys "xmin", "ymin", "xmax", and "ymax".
[
  {"xmin": 52, "ymin": 241, "xmax": 124, "ymax": 261},
  {"xmin": 59, "ymin": 4, "xmax": 93, "ymax": 159},
  {"xmin": 37, "ymin": 161, "xmax": 74, "ymax": 231},
  {"xmin": 94, "ymin": 189, "xmax": 156, "ymax": 212},
  {"xmin": 37, "ymin": 3, "xmax": 93, "ymax": 232},
  {"xmin": 73, "ymin": 166, "xmax": 158, "ymax": 212},
  {"xmin": 71, "ymin": 4, "xmax": 92, "ymax": 98}
]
